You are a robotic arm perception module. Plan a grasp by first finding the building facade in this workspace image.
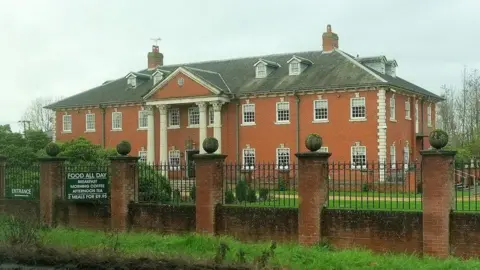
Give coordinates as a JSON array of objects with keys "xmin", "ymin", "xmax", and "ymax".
[{"xmin": 46, "ymin": 25, "xmax": 441, "ymax": 168}]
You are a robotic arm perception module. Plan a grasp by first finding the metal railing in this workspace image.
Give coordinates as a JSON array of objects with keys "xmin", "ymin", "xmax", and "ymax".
[
  {"xmin": 454, "ymin": 162, "xmax": 480, "ymax": 211},
  {"xmin": 5, "ymin": 164, "xmax": 40, "ymax": 200},
  {"xmin": 327, "ymin": 162, "xmax": 422, "ymax": 211},
  {"xmin": 134, "ymin": 162, "xmax": 195, "ymax": 205},
  {"xmin": 222, "ymin": 163, "xmax": 298, "ymax": 208}
]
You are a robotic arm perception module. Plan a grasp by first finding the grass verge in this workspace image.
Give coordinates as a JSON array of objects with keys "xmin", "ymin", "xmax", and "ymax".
[{"xmin": 0, "ymin": 216, "xmax": 480, "ymax": 269}]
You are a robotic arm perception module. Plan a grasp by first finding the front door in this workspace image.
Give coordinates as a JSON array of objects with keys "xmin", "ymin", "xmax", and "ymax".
[{"xmin": 185, "ymin": 149, "xmax": 199, "ymax": 178}]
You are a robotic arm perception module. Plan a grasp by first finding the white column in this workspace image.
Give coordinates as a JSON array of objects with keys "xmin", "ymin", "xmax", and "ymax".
[
  {"xmin": 197, "ymin": 102, "xmax": 208, "ymax": 154},
  {"xmin": 211, "ymin": 101, "xmax": 223, "ymax": 154},
  {"xmin": 157, "ymin": 104, "xmax": 169, "ymax": 164},
  {"xmin": 146, "ymin": 106, "xmax": 155, "ymax": 164}
]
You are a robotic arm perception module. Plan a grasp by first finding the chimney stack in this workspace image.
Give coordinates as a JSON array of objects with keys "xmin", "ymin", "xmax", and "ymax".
[
  {"xmin": 322, "ymin": 24, "xmax": 339, "ymax": 52},
  {"xmin": 148, "ymin": 45, "xmax": 164, "ymax": 69}
]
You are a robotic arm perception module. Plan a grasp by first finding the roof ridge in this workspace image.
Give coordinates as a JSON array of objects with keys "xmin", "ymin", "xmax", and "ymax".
[
  {"xmin": 158, "ymin": 50, "xmax": 323, "ymax": 68},
  {"xmin": 184, "ymin": 66, "xmax": 220, "ymax": 75}
]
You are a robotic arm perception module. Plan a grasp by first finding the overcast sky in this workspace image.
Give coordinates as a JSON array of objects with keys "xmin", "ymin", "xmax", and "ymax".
[{"xmin": 1, "ymin": 0, "xmax": 479, "ymax": 132}]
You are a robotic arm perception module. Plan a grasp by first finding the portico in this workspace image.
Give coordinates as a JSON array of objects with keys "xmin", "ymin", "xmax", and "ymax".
[{"xmin": 145, "ymin": 96, "xmax": 229, "ymax": 164}]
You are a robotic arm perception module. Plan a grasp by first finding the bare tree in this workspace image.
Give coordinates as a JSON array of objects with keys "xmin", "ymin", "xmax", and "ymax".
[{"xmin": 22, "ymin": 96, "xmax": 63, "ymax": 132}]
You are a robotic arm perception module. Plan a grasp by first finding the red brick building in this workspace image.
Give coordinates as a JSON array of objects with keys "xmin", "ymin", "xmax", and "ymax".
[{"xmin": 46, "ymin": 25, "xmax": 441, "ymax": 172}]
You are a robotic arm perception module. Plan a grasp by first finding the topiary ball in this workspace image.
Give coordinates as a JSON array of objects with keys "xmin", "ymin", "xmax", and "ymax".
[
  {"xmin": 305, "ymin": 133, "xmax": 323, "ymax": 152},
  {"xmin": 429, "ymin": 129, "xmax": 449, "ymax": 150},
  {"xmin": 203, "ymin": 137, "xmax": 219, "ymax": 154},
  {"xmin": 45, "ymin": 142, "xmax": 61, "ymax": 157},
  {"xmin": 116, "ymin": 140, "xmax": 131, "ymax": 156}
]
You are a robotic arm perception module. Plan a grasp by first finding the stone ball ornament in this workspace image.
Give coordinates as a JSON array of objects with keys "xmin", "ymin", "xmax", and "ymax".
[
  {"xmin": 45, "ymin": 142, "xmax": 61, "ymax": 157},
  {"xmin": 203, "ymin": 137, "xmax": 219, "ymax": 154},
  {"xmin": 305, "ymin": 133, "xmax": 323, "ymax": 152},
  {"xmin": 429, "ymin": 129, "xmax": 449, "ymax": 150},
  {"xmin": 116, "ymin": 140, "xmax": 132, "ymax": 156}
]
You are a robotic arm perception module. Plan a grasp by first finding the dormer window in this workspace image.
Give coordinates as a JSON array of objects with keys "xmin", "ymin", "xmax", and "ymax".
[
  {"xmin": 253, "ymin": 59, "xmax": 280, "ymax": 79},
  {"xmin": 289, "ymin": 61, "xmax": 300, "ymax": 75},
  {"xmin": 152, "ymin": 71, "xmax": 163, "ymax": 85},
  {"xmin": 127, "ymin": 75, "xmax": 136, "ymax": 88},
  {"xmin": 256, "ymin": 63, "xmax": 267, "ymax": 78},
  {"xmin": 287, "ymin": 55, "xmax": 313, "ymax": 76}
]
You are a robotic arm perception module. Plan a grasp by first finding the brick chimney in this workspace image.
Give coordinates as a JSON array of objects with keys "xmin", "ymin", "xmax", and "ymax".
[
  {"xmin": 147, "ymin": 45, "xmax": 164, "ymax": 69},
  {"xmin": 322, "ymin": 24, "xmax": 339, "ymax": 52}
]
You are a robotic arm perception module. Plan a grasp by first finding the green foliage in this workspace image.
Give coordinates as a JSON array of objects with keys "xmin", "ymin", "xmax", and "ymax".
[
  {"xmin": 172, "ymin": 189, "xmax": 181, "ymax": 203},
  {"xmin": 259, "ymin": 188, "xmax": 269, "ymax": 201},
  {"xmin": 224, "ymin": 190, "xmax": 235, "ymax": 204},
  {"xmin": 361, "ymin": 183, "xmax": 369, "ymax": 192},
  {"xmin": 190, "ymin": 185, "xmax": 196, "ymax": 201},
  {"xmin": 235, "ymin": 180, "xmax": 248, "ymax": 202},
  {"xmin": 277, "ymin": 178, "xmax": 287, "ymax": 191},
  {"xmin": 137, "ymin": 163, "xmax": 172, "ymax": 203},
  {"xmin": 25, "ymin": 130, "xmax": 51, "ymax": 153},
  {"xmin": 247, "ymin": 188, "xmax": 257, "ymax": 203},
  {"xmin": 58, "ymin": 137, "xmax": 117, "ymax": 166}
]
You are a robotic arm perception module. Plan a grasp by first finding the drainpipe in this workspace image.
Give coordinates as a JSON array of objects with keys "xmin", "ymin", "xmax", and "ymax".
[
  {"xmin": 101, "ymin": 105, "xmax": 106, "ymax": 148},
  {"xmin": 295, "ymin": 92, "xmax": 300, "ymax": 159},
  {"xmin": 235, "ymin": 97, "xmax": 240, "ymax": 163}
]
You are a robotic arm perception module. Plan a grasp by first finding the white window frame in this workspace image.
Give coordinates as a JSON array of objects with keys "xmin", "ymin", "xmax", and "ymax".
[
  {"xmin": 256, "ymin": 63, "xmax": 267, "ymax": 78},
  {"xmin": 289, "ymin": 61, "xmax": 300, "ymax": 75},
  {"xmin": 390, "ymin": 95, "xmax": 396, "ymax": 121},
  {"xmin": 208, "ymin": 106, "xmax": 214, "ymax": 126},
  {"xmin": 127, "ymin": 76, "xmax": 136, "ymax": 87},
  {"xmin": 242, "ymin": 148, "xmax": 255, "ymax": 170},
  {"xmin": 62, "ymin": 115, "xmax": 72, "ymax": 133},
  {"xmin": 403, "ymin": 145, "xmax": 410, "ymax": 170},
  {"xmin": 276, "ymin": 148, "xmax": 290, "ymax": 170},
  {"xmin": 85, "ymin": 113, "xmax": 95, "ymax": 132},
  {"xmin": 153, "ymin": 73, "xmax": 163, "ymax": 85},
  {"xmin": 427, "ymin": 104, "xmax": 432, "ymax": 127},
  {"xmin": 138, "ymin": 151, "xmax": 147, "ymax": 163},
  {"xmin": 351, "ymin": 145, "xmax": 367, "ymax": 169},
  {"xmin": 242, "ymin": 104, "xmax": 255, "ymax": 125},
  {"xmin": 350, "ymin": 97, "xmax": 366, "ymax": 120},
  {"xmin": 168, "ymin": 108, "xmax": 180, "ymax": 128},
  {"xmin": 168, "ymin": 150, "xmax": 181, "ymax": 170},
  {"xmin": 390, "ymin": 144, "xmax": 396, "ymax": 169},
  {"xmin": 112, "ymin": 111, "xmax": 122, "ymax": 130},
  {"xmin": 318, "ymin": 146, "xmax": 329, "ymax": 153},
  {"xmin": 276, "ymin": 102, "xmax": 290, "ymax": 123},
  {"xmin": 138, "ymin": 110, "xmax": 148, "ymax": 129},
  {"xmin": 188, "ymin": 107, "xmax": 200, "ymax": 127},
  {"xmin": 405, "ymin": 99, "xmax": 411, "ymax": 120},
  {"xmin": 313, "ymin": 99, "xmax": 328, "ymax": 122}
]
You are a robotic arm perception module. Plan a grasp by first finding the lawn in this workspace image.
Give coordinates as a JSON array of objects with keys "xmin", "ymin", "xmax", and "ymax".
[{"xmin": 0, "ymin": 219, "xmax": 479, "ymax": 269}]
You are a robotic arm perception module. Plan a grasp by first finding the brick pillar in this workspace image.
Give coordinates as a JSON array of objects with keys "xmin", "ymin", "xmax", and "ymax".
[
  {"xmin": 295, "ymin": 151, "xmax": 331, "ymax": 246},
  {"xmin": 110, "ymin": 156, "xmax": 139, "ymax": 232},
  {"xmin": 39, "ymin": 157, "xmax": 66, "ymax": 226},
  {"xmin": 194, "ymin": 153, "xmax": 227, "ymax": 234},
  {"xmin": 420, "ymin": 149, "xmax": 456, "ymax": 258},
  {"xmin": 0, "ymin": 155, "xmax": 6, "ymax": 199}
]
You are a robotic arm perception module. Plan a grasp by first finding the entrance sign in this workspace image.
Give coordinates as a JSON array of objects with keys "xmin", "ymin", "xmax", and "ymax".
[
  {"xmin": 10, "ymin": 188, "xmax": 33, "ymax": 198},
  {"xmin": 66, "ymin": 172, "xmax": 108, "ymax": 200}
]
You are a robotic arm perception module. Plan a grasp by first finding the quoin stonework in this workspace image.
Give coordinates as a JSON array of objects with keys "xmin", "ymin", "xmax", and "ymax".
[{"xmin": 45, "ymin": 25, "xmax": 441, "ymax": 166}]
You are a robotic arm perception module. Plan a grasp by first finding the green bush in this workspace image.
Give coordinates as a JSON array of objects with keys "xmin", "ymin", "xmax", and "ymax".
[
  {"xmin": 137, "ymin": 163, "xmax": 172, "ymax": 203},
  {"xmin": 259, "ymin": 188, "xmax": 269, "ymax": 201},
  {"xmin": 277, "ymin": 178, "xmax": 287, "ymax": 191},
  {"xmin": 225, "ymin": 190, "xmax": 235, "ymax": 204},
  {"xmin": 235, "ymin": 180, "xmax": 249, "ymax": 202},
  {"xmin": 247, "ymin": 188, "xmax": 257, "ymax": 203},
  {"xmin": 361, "ymin": 183, "xmax": 369, "ymax": 192},
  {"xmin": 172, "ymin": 189, "xmax": 181, "ymax": 202},
  {"xmin": 190, "ymin": 185, "xmax": 196, "ymax": 201}
]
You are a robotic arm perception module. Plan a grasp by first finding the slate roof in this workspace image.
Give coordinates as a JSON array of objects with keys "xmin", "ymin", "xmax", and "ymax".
[{"xmin": 45, "ymin": 49, "xmax": 442, "ymax": 109}]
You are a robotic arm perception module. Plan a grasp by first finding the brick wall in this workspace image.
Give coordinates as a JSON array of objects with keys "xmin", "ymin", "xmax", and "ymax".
[
  {"xmin": 128, "ymin": 204, "xmax": 195, "ymax": 233},
  {"xmin": 322, "ymin": 209, "xmax": 423, "ymax": 254},
  {"xmin": 450, "ymin": 213, "xmax": 480, "ymax": 258},
  {"xmin": 215, "ymin": 206, "xmax": 298, "ymax": 242},
  {"xmin": 3, "ymin": 199, "xmax": 480, "ymax": 258}
]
